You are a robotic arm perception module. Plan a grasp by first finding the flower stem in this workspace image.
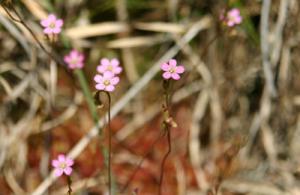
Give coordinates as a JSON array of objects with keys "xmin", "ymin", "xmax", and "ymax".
[
  {"xmin": 67, "ymin": 176, "xmax": 72, "ymax": 195},
  {"xmin": 74, "ymin": 69, "xmax": 99, "ymax": 124},
  {"xmin": 105, "ymin": 91, "xmax": 113, "ymax": 195},
  {"xmin": 159, "ymin": 79, "xmax": 173, "ymax": 195}
]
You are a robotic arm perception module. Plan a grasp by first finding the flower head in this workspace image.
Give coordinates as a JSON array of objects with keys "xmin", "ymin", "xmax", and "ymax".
[
  {"xmin": 97, "ymin": 58, "xmax": 122, "ymax": 75},
  {"xmin": 160, "ymin": 59, "xmax": 185, "ymax": 80},
  {"xmin": 40, "ymin": 14, "xmax": 63, "ymax": 35},
  {"xmin": 94, "ymin": 71, "xmax": 120, "ymax": 92},
  {"xmin": 220, "ymin": 8, "xmax": 242, "ymax": 27},
  {"xmin": 64, "ymin": 49, "xmax": 85, "ymax": 69},
  {"xmin": 52, "ymin": 154, "xmax": 74, "ymax": 177}
]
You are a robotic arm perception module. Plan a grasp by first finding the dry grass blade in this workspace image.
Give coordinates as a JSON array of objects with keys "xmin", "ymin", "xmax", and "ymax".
[
  {"xmin": 134, "ymin": 22, "xmax": 187, "ymax": 34},
  {"xmin": 106, "ymin": 35, "xmax": 167, "ymax": 48},
  {"xmin": 65, "ymin": 22, "xmax": 129, "ymax": 39},
  {"xmin": 221, "ymin": 180, "xmax": 288, "ymax": 195},
  {"xmin": 0, "ymin": 10, "xmax": 30, "ymax": 56},
  {"xmin": 21, "ymin": 0, "xmax": 47, "ymax": 19}
]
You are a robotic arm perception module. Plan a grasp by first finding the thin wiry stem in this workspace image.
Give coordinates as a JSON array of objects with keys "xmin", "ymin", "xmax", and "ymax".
[
  {"xmin": 105, "ymin": 92, "xmax": 113, "ymax": 195},
  {"xmin": 158, "ymin": 126, "xmax": 171, "ymax": 195},
  {"xmin": 158, "ymin": 79, "xmax": 173, "ymax": 195},
  {"xmin": 1, "ymin": 3, "xmax": 65, "ymax": 66},
  {"xmin": 67, "ymin": 176, "xmax": 72, "ymax": 195}
]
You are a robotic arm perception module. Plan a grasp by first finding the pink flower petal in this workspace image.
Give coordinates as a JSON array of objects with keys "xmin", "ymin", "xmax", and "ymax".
[
  {"xmin": 176, "ymin": 66, "xmax": 185, "ymax": 74},
  {"xmin": 66, "ymin": 158, "xmax": 74, "ymax": 166},
  {"xmin": 43, "ymin": 28, "xmax": 53, "ymax": 34},
  {"xmin": 101, "ymin": 58, "xmax": 110, "ymax": 66},
  {"xmin": 160, "ymin": 63, "xmax": 170, "ymax": 71},
  {"xmin": 58, "ymin": 154, "xmax": 66, "ymax": 162},
  {"xmin": 111, "ymin": 58, "xmax": 120, "ymax": 67},
  {"xmin": 103, "ymin": 71, "xmax": 114, "ymax": 79},
  {"xmin": 169, "ymin": 59, "xmax": 177, "ymax": 67},
  {"xmin": 48, "ymin": 14, "xmax": 57, "ymax": 21},
  {"xmin": 94, "ymin": 75, "xmax": 103, "ymax": 83},
  {"xmin": 96, "ymin": 83, "xmax": 105, "ymax": 90},
  {"xmin": 52, "ymin": 27, "xmax": 62, "ymax": 34},
  {"xmin": 64, "ymin": 56, "xmax": 71, "ymax": 63},
  {"xmin": 97, "ymin": 65, "xmax": 106, "ymax": 73},
  {"xmin": 229, "ymin": 9, "xmax": 240, "ymax": 17},
  {"xmin": 235, "ymin": 16, "xmax": 242, "ymax": 24},
  {"xmin": 163, "ymin": 72, "xmax": 171, "ymax": 79},
  {"xmin": 114, "ymin": 67, "xmax": 122, "ymax": 74},
  {"xmin": 77, "ymin": 63, "xmax": 84, "ymax": 69},
  {"xmin": 52, "ymin": 160, "xmax": 59, "ymax": 168},
  {"xmin": 111, "ymin": 77, "xmax": 120, "ymax": 85},
  {"xmin": 55, "ymin": 19, "xmax": 64, "ymax": 27},
  {"xmin": 105, "ymin": 85, "xmax": 115, "ymax": 92},
  {"xmin": 171, "ymin": 73, "xmax": 180, "ymax": 80},
  {"xmin": 227, "ymin": 21, "xmax": 235, "ymax": 27},
  {"xmin": 63, "ymin": 167, "xmax": 73, "ymax": 175},
  {"xmin": 54, "ymin": 168, "xmax": 64, "ymax": 177},
  {"xmin": 78, "ymin": 54, "xmax": 84, "ymax": 62},
  {"xmin": 40, "ymin": 19, "xmax": 49, "ymax": 27}
]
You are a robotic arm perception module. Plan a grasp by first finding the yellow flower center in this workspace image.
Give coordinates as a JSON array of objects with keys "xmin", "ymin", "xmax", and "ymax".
[
  {"xmin": 70, "ymin": 58, "xmax": 78, "ymax": 65},
  {"xmin": 49, "ymin": 22, "xmax": 56, "ymax": 28},
  {"xmin": 104, "ymin": 80, "xmax": 110, "ymax": 86},
  {"xmin": 169, "ymin": 68, "xmax": 175, "ymax": 73},
  {"xmin": 59, "ymin": 162, "xmax": 66, "ymax": 169},
  {"xmin": 107, "ymin": 65, "xmax": 113, "ymax": 71}
]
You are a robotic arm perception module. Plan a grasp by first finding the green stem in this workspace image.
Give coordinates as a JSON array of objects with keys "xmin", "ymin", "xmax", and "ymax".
[{"xmin": 74, "ymin": 69, "xmax": 99, "ymax": 124}]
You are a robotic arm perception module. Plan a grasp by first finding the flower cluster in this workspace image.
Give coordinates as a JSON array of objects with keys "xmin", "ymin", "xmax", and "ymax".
[
  {"xmin": 40, "ymin": 14, "xmax": 63, "ymax": 35},
  {"xmin": 220, "ymin": 8, "xmax": 242, "ymax": 27},
  {"xmin": 94, "ymin": 58, "xmax": 122, "ymax": 92},
  {"xmin": 52, "ymin": 154, "xmax": 74, "ymax": 177},
  {"xmin": 64, "ymin": 49, "xmax": 85, "ymax": 69},
  {"xmin": 160, "ymin": 59, "xmax": 185, "ymax": 80}
]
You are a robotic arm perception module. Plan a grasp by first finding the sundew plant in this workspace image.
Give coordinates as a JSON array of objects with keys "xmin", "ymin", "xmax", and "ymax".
[{"xmin": 1, "ymin": 1, "xmax": 299, "ymax": 195}]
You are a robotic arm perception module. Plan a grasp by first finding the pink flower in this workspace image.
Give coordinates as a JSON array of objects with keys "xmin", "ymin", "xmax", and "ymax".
[
  {"xmin": 52, "ymin": 154, "xmax": 74, "ymax": 177},
  {"xmin": 97, "ymin": 58, "xmax": 122, "ymax": 75},
  {"xmin": 94, "ymin": 71, "xmax": 120, "ymax": 92},
  {"xmin": 40, "ymin": 14, "xmax": 63, "ymax": 35},
  {"xmin": 64, "ymin": 49, "xmax": 84, "ymax": 69},
  {"xmin": 160, "ymin": 59, "xmax": 185, "ymax": 80},
  {"xmin": 221, "ymin": 8, "xmax": 242, "ymax": 27}
]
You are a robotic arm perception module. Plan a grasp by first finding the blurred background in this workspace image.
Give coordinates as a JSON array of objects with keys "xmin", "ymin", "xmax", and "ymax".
[{"xmin": 0, "ymin": 0, "xmax": 300, "ymax": 194}]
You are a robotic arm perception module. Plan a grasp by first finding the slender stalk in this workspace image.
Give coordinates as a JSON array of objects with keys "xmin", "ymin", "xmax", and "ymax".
[
  {"xmin": 158, "ymin": 79, "xmax": 173, "ymax": 195},
  {"xmin": 104, "ymin": 91, "xmax": 112, "ymax": 195},
  {"xmin": 158, "ymin": 127, "xmax": 171, "ymax": 195},
  {"xmin": 74, "ymin": 69, "xmax": 99, "ymax": 123},
  {"xmin": 67, "ymin": 176, "xmax": 72, "ymax": 195},
  {"xmin": 1, "ymin": 4, "xmax": 63, "ymax": 65}
]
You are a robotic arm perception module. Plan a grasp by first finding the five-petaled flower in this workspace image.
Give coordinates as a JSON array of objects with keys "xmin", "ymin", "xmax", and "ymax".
[
  {"xmin": 221, "ymin": 8, "xmax": 242, "ymax": 27},
  {"xmin": 40, "ymin": 14, "xmax": 63, "ymax": 35},
  {"xmin": 160, "ymin": 59, "xmax": 185, "ymax": 80},
  {"xmin": 64, "ymin": 49, "xmax": 85, "ymax": 69},
  {"xmin": 97, "ymin": 58, "xmax": 122, "ymax": 75},
  {"xmin": 94, "ymin": 71, "xmax": 120, "ymax": 92},
  {"xmin": 52, "ymin": 154, "xmax": 74, "ymax": 177}
]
